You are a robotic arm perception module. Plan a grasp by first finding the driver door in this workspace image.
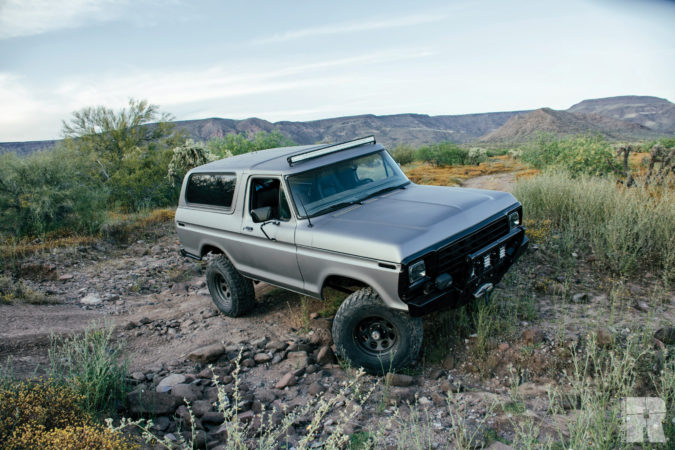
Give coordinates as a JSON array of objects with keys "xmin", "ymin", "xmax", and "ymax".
[{"xmin": 237, "ymin": 176, "xmax": 304, "ymax": 291}]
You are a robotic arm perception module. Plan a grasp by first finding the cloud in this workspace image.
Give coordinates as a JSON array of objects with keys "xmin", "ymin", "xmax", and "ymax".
[
  {"xmin": 0, "ymin": 47, "xmax": 435, "ymax": 140},
  {"xmin": 0, "ymin": 0, "xmax": 130, "ymax": 39},
  {"xmin": 253, "ymin": 13, "xmax": 447, "ymax": 45}
]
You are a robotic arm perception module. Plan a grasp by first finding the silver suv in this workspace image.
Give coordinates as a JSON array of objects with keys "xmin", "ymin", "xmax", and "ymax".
[{"xmin": 176, "ymin": 136, "xmax": 528, "ymax": 373}]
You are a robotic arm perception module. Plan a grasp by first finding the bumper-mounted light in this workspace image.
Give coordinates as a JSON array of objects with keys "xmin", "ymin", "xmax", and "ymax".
[{"xmin": 408, "ymin": 260, "xmax": 426, "ymax": 284}]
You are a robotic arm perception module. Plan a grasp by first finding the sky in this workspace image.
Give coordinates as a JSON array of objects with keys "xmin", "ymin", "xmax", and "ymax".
[{"xmin": 1, "ymin": 0, "xmax": 674, "ymax": 142}]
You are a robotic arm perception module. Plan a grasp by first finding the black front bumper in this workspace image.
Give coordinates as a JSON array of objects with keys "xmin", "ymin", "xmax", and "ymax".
[{"xmin": 406, "ymin": 229, "xmax": 529, "ymax": 317}]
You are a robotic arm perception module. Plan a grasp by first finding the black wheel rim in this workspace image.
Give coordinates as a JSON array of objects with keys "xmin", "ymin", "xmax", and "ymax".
[
  {"xmin": 213, "ymin": 273, "xmax": 232, "ymax": 306},
  {"xmin": 354, "ymin": 316, "xmax": 398, "ymax": 355}
]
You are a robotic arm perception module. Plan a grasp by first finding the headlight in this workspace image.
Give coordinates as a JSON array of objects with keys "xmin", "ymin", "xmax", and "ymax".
[
  {"xmin": 408, "ymin": 260, "xmax": 426, "ymax": 284},
  {"xmin": 508, "ymin": 211, "xmax": 520, "ymax": 228}
]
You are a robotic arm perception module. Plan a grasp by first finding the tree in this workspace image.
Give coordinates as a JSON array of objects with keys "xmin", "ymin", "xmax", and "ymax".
[
  {"xmin": 62, "ymin": 99, "xmax": 183, "ymax": 210},
  {"xmin": 207, "ymin": 130, "xmax": 294, "ymax": 158}
]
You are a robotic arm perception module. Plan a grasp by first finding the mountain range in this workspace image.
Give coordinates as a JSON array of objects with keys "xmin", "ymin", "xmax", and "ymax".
[{"xmin": 1, "ymin": 95, "xmax": 673, "ymax": 155}]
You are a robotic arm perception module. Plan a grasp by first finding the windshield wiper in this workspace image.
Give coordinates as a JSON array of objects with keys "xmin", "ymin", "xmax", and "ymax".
[
  {"xmin": 363, "ymin": 181, "xmax": 409, "ymax": 200},
  {"xmin": 311, "ymin": 199, "xmax": 363, "ymax": 217}
]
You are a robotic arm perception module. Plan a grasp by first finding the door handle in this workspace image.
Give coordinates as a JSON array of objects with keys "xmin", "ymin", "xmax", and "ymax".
[
  {"xmin": 177, "ymin": 222, "xmax": 185, "ymax": 227},
  {"xmin": 243, "ymin": 226, "xmax": 253, "ymax": 232}
]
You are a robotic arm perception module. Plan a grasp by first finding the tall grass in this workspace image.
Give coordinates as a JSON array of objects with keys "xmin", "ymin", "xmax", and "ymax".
[
  {"xmin": 515, "ymin": 172, "xmax": 675, "ymax": 281},
  {"xmin": 48, "ymin": 324, "xmax": 128, "ymax": 417}
]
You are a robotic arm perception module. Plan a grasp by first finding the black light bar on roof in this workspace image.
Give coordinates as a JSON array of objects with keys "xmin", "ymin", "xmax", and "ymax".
[{"xmin": 287, "ymin": 136, "xmax": 376, "ymax": 166}]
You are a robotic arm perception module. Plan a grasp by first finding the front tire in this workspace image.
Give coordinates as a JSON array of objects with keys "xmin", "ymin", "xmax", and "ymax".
[
  {"xmin": 332, "ymin": 288, "xmax": 423, "ymax": 374},
  {"xmin": 206, "ymin": 255, "xmax": 255, "ymax": 317}
]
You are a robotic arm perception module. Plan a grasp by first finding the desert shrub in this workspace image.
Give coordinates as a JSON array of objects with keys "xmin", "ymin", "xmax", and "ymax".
[
  {"xmin": 0, "ymin": 147, "xmax": 108, "ymax": 236},
  {"xmin": 416, "ymin": 142, "xmax": 468, "ymax": 166},
  {"xmin": 7, "ymin": 424, "xmax": 136, "ymax": 450},
  {"xmin": 515, "ymin": 172, "xmax": 675, "ymax": 280},
  {"xmin": 167, "ymin": 139, "xmax": 216, "ymax": 186},
  {"xmin": 466, "ymin": 147, "xmax": 488, "ymax": 165},
  {"xmin": 48, "ymin": 325, "xmax": 128, "ymax": 416},
  {"xmin": 520, "ymin": 134, "xmax": 614, "ymax": 176},
  {"xmin": 0, "ymin": 275, "xmax": 49, "ymax": 304},
  {"xmin": 207, "ymin": 130, "xmax": 294, "ymax": 158},
  {"xmin": 0, "ymin": 381, "xmax": 90, "ymax": 442},
  {"xmin": 389, "ymin": 144, "xmax": 418, "ymax": 165}
]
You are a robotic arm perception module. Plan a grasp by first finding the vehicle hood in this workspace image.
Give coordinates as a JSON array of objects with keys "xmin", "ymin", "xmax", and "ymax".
[{"xmin": 296, "ymin": 184, "xmax": 519, "ymax": 262}]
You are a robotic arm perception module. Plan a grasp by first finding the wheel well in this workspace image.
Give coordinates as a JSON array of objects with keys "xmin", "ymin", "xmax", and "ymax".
[
  {"xmin": 200, "ymin": 245, "xmax": 224, "ymax": 258},
  {"xmin": 321, "ymin": 275, "xmax": 368, "ymax": 299}
]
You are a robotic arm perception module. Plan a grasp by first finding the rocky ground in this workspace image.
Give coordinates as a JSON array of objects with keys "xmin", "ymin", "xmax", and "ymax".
[{"xmin": 1, "ymin": 183, "xmax": 673, "ymax": 448}]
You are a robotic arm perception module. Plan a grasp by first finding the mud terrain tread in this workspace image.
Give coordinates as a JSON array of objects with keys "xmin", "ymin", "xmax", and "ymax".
[
  {"xmin": 332, "ymin": 287, "xmax": 423, "ymax": 374},
  {"xmin": 206, "ymin": 255, "xmax": 255, "ymax": 317}
]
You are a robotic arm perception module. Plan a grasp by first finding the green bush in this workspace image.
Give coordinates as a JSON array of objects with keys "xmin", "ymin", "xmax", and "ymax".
[
  {"xmin": 0, "ymin": 147, "xmax": 108, "ymax": 236},
  {"xmin": 416, "ymin": 142, "xmax": 468, "ymax": 166},
  {"xmin": 521, "ymin": 134, "xmax": 614, "ymax": 176},
  {"xmin": 207, "ymin": 130, "xmax": 294, "ymax": 158},
  {"xmin": 515, "ymin": 172, "xmax": 675, "ymax": 280},
  {"xmin": 388, "ymin": 144, "xmax": 418, "ymax": 165}
]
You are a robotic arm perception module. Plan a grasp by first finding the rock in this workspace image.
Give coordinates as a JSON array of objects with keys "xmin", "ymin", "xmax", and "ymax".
[
  {"xmin": 151, "ymin": 415, "xmax": 171, "ymax": 432},
  {"xmin": 139, "ymin": 317, "xmax": 152, "ymax": 325},
  {"xmin": 241, "ymin": 358, "xmax": 256, "ymax": 368},
  {"xmin": 171, "ymin": 383, "xmax": 203, "ymax": 403},
  {"xmin": 80, "ymin": 294, "xmax": 102, "ymax": 306},
  {"xmin": 634, "ymin": 301, "xmax": 649, "ymax": 312},
  {"xmin": 388, "ymin": 387, "xmax": 415, "ymax": 404},
  {"xmin": 308, "ymin": 382, "xmax": 326, "ymax": 396},
  {"xmin": 521, "ymin": 327, "xmax": 545, "ymax": 345},
  {"xmin": 440, "ymin": 379, "xmax": 461, "ymax": 393},
  {"xmin": 596, "ymin": 328, "xmax": 614, "ymax": 348},
  {"xmin": 251, "ymin": 337, "xmax": 268, "ymax": 348},
  {"xmin": 571, "ymin": 292, "xmax": 589, "ymax": 303},
  {"xmin": 427, "ymin": 368, "xmax": 444, "ymax": 380},
  {"xmin": 315, "ymin": 346, "xmax": 335, "ymax": 365},
  {"xmin": 309, "ymin": 328, "xmax": 332, "ymax": 346},
  {"xmin": 254, "ymin": 353, "xmax": 272, "ymax": 364},
  {"xmin": 498, "ymin": 342, "xmax": 510, "ymax": 352},
  {"xmin": 126, "ymin": 389, "xmax": 180, "ymax": 415},
  {"xmin": 654, "ymin": 327, "xmax": 675, "ymax": 345},
  {"xmin": 281, "ymin": 351, "xmax": 309, "ymax": 370},
  {"xmin": 175, "ymin": 405, "xmax": 201, "ymax": 428},
  {"xmin": 201, "ymin": 411, "xmax": 224, "ymax": 425},
  {"xmin": 254, "ymin": 388, "xmax": 277, "ymax": 405},
  {"xmin": 275, "ymin": 372, "xmax": 297, "ymax": 389},
  {"xmin": 385, "ymin": 373, "xmax": 414, "ymax": 387},
  {"xmin": 238, "ymin": 410, "xmax": 255, "ymax": 424},
  {"xmin": 157, "ymin": 374, "xmax": 187, "ymax": 391},
  {"xmin": 58, "ymin": 273, "xmax": 74, "ymax": 281},
  {"xmin": 130, "ymin": 371, "xmax": 146, "ymax": 382},
  {"xmin": 441, "ymin": 354, "xmax": 455, "ymax": 370},
  {"xmin": 192, "ymin": 399, "xmax": 214, "ymax": 417},
  {"xmin": 188, "ymin": 343, "xmax": 226, "ymax": 363}
]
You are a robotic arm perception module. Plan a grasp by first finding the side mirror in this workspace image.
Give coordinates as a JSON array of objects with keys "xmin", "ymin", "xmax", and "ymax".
[{"xmin": 251, "ymin": 206, "xmax": 272, "ymax": 223}]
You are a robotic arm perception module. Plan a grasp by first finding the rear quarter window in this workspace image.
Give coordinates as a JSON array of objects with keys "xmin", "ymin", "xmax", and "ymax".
[{"xmin": 186, "ymin": 173, "xmax": 236, "ymax": 208}]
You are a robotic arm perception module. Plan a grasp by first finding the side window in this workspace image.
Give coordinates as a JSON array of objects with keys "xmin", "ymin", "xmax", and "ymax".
[
  {"xmin": 186, "ymin": 173, "xmax": 236, "ymax": 208},
  {"xmin": 249, "ymin": 178, "xmax": 291, "ymax": 222}
]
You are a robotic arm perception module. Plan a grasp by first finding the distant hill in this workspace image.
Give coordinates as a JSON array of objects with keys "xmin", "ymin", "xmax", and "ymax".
[
  {"xmin": 0, "ymin": 139, "xmax": 59, "ymax": 156},
  {"xmin": 2, "ymin": 95, "xmax": 673, "ymax": 155},
  {"xmin": 568, "ymin": 95, "xmax": 675, "ymax": 133},
  {"xmin": 171, "ymin": 111, "xmax": 526, "ymax": 147},
  {"xmin": 480, "ymin": 107, "xmax": 660, "ymax": 144}
]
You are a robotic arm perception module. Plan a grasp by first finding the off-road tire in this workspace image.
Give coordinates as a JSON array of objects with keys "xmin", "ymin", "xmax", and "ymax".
[
  {"xmin": 332, "ymin": 287, "xmax": 423, "ymax": 374},
  {"xmin": 206, "ymin": 255, "xmax": 255, "ymax": 317}
]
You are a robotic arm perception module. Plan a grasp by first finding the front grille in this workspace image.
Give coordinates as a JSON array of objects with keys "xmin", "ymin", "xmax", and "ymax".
[{"xmin": 436, "ymin": 217, "xmax": 510, "ymax": 283}]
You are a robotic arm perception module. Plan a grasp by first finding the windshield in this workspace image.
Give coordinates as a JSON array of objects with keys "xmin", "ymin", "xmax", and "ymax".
[{"xmin": 287, "ymin": 150, "xmax": 409, "ymax": 218}]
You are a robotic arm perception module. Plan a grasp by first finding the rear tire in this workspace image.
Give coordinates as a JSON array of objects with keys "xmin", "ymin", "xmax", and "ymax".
[
  {"xmin": 206, "ymin": 255, "xmax": 255, "ymax": 317},
  {"xmin": 332, "ymin": 288, "xmax": 423, "ymax": 374}
]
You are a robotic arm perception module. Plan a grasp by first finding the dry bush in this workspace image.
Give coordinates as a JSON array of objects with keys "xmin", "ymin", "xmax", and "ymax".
[{"xmin": 6, "ymin": 424, "xmax": 135, "ymax": 450}]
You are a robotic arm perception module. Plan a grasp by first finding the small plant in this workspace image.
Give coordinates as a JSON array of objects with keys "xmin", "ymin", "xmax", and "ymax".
[
  {"xmin": 0, "ymin": 275, "xmax": 50, "ymax": 304},
  {"xmin": 48, "ymin": 323, "xmax": 129, "ymax": 416}
]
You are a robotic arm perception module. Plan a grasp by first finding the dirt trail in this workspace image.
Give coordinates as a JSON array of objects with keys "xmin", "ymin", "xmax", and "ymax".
[{"xmin": 461, "ymin": 172, "xmax": 516, "ymax": 192}]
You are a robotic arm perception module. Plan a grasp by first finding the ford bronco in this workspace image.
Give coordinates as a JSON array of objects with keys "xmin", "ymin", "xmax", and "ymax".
[{"xmin": 175, "ymin": 136, "xmax": 528, "ymax": 373}]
